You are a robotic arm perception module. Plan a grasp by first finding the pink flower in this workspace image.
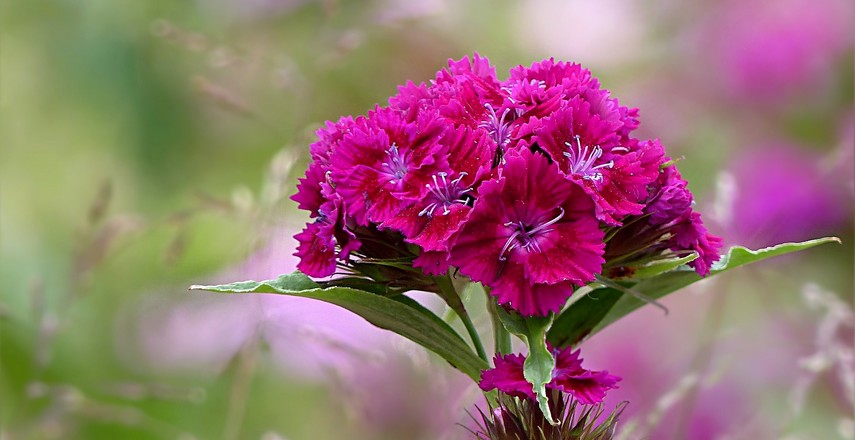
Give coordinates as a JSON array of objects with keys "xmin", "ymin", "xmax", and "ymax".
[
  {"xmin": 449, "ymin": 149, "xmax": 605, "ymax": 316},
  {"xmin": 479, "ymin": 347, "xmax": 621, "ymax": 405},
  {"xmin": 382, "ymin": 126, "xmax": 493, "ymax": 254},
  {"xmin": 699, "ymin": 0, "xmax": 852, "ymax": 104},
  {"xmin": 330, "ymin": 107, "xmax": 446, "ymax": 227},
  {"xmin": 724, "ymin": 143, "xmax": 850, "ymax": 248},
  {"xmin": 534, "ymin": 99, "xmax": 662, "ymax": 224}
]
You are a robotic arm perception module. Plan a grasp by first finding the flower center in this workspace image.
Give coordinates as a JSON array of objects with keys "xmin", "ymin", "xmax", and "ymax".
[
  {"xmin": 563, "ymin": 135, "xmax": 613, "ymax": 183},
  {"xmin": 498, "ymin": 207, "xmax": 564, "ymax": 261},
  {"xmin": 383, "ymin": 144, "xmax": 408, "ymax": 183},
  {"xmin": 418, "ymin": 172, "xmax": 472, "ymax": 218},
  {"xmin": 480, "ymin": 103, "xmax": 512, "ymax": 167}
]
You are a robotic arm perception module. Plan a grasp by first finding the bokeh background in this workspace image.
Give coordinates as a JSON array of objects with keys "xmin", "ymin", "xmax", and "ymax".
[{"xmin": 1, "ymin": 1, "xmax": 853, "ymax": 439}]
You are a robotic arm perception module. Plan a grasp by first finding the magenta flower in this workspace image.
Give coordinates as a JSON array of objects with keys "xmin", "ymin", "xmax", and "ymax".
[
  {"xmin": 503, "ymin": 58, "xmax": 595, "ymax": 121},
  {"xmin": 330, "ymin": 107, "xmax": 446, "ymax": 226},
  {"xmin": 479, "ymin": 347, "xmax": 621, "ymax": 405},
  {"xmin": 293, "ymin": 200, "xmax": 337, "ymax": 277},
  {"xmin": 291, "ymin": 160, "xmax": 326, "ymax": 216},
  {"xmin": 292, "ymin": 116, "xmax": 356, "ymax": 217},
  {"xmin": 294, "ymin": 197, "xmax": 361, "ymax": 278},
  {"xmin": 449, "ymin": 149, "xmax": 605, "ymax": 316},
  {"xmin": 382, "ymin": 126, "xmax": 493, "ymax": 254},
  {"xmin": 431, "ymin": 53, "xmax": 506, "ymax": 130},
  {"xmin": 551, "ymin": 347, "xmax": 623, "ymax": 405},
  {"xmin": 477, "ymin": 353, "xmax": 532, "ymax": 400},
  {"xmin": 534, "ymin": 98, "xmax": 663, "ymax": 224},
  {"xmin": 502, "ymin": 58, "xmax": 639, "ymax": 141},
  {"xmin": 649, "ymin": 166, "xmax": 722, "ymax": 276},
  {"xmin": 606, "ymin": 164, "xmax": 721, "ymax": 276}
]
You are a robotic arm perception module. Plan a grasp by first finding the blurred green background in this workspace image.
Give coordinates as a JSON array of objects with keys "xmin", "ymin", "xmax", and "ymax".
[{"xmin": 2, "ymin": 1, "xmax": 852, "ymax": 439}]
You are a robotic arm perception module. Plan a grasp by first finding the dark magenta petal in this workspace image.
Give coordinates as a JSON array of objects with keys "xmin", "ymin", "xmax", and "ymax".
[
  {"xmin": 535, "ymin": 98, "xmax": 623, "ymax": 173},
  {"xmin": 451, "ymin": 149, "xmax": 604, "ymax": 316},
  {"xmin": 447, "ymin": 53, "xmax": 500, "ymax": 83},
  {"xmin": 533, "ymin": 99, "xmax": 660, "ymax": 225},
  {"xmin": 499, "ymin": 149, "xmax": 577, "ymax": 216},
  {"xmin": 334, "ymin": 164, "xmax": 403, "ymax": 226},
  {"xmin": 412, "ymin": 250, "xmax": 451, "ymax": 276},
  {"xmin": 551, "ymin": 370, "xmax": 622, "ymax": 405},
  {"xmin": 310, "ymin": 115, "xmax": 356, "ymax": 164},
  {"xmin": 671, "ymin": 212, "xmax": 723, "ymax": 276},
  {"xmin": 479, "ymin": 353, "xmax": 535, "ymax": 399},
  {"xmin": 294, "ymin": 221, "xmax": 336, "ymax": 278},
  {"xmin": 643, "ymin": 164, "xmax": 723, "ymax": 275},
  {"xmin": 291, "ymin": 161, "xmax": 327, "ymax": 216},
  {"xmin": 410, "ymin": 204, "xmax": 471, "ymax": 252},
  {"xmin": 388, "ymin": 80, "xmax": 431, "ymax": 118},
  {"xmin": 493, "ymin": 263, "xmax": 577, "ymax": 316},
  {"xmin": 381, "ymin": 204, "xmax": 425, "ymax": 239},
  {"xmin": 447, "ymin": 178, "xmax": 509, "ymax": 286},
  {"xmin": 441, "ymin": 126, "xmax": 494, "ymax": 180},
  {"xmin": 521, "ymin": 218, "xmax": 605, "ymax": 285},
  {"xmin": 550, "ymin": 348, "xmax": 621, "ymax": 405}
]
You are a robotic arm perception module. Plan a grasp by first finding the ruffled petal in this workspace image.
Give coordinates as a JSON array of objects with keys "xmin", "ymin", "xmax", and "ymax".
[
  {"xmin": 521, "ymin": 217, "xmax": 605, "ymax": 285},
  {"xmin": 412, "ymin": 250, "xmax": 451, "ymax": 276},
  {"xmin": 479, "ymin": 353, "xmax": 534, "ymax": 399},
  {"xmin": 492, "ymin": 262, "xmax": 577, "ymax": 316}
]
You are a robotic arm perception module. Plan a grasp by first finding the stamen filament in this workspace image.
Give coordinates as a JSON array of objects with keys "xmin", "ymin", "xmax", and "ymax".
[
  {"xmin": 563, "ymin": 135, "xmax": 613, "ymax": 182},
  {"xmin": 383, "ymin": 144, "xmax": 407, "ymax": 183},
  {"xmin": 481, "ymin": 103, "xmax": 512, "ymax": 167},
  {"xmin": 497, "ymin": 207, "xmax": 565, "ymax": 261},
  {"xmin": 418, "ymin": 171, "xmax": 473, "ymax": 218}
]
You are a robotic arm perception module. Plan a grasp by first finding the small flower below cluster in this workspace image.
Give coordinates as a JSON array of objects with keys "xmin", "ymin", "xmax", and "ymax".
[{"xmin": 479, "ymin": 346, "xmax": 621, "ymax": 405}]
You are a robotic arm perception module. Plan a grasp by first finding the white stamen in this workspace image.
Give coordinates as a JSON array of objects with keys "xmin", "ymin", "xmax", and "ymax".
[{"xmin": 563, "ymin": 135, "xmax": 613, "ymax": 182}]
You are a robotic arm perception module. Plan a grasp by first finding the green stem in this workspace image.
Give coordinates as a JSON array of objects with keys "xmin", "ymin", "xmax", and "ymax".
[
  {"xmin": 487, "ymin": 288, "xmax": 512, "ymax": 355},
  {"xmin": 460, "ymin": 308, "xmax": 488, "ymax": 363},
  {"xmin": 434, "ymin": 276, "xmax": 488, "ymax": 363}
]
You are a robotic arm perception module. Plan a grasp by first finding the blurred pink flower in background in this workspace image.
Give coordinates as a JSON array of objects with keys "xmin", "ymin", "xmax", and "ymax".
[
  {"xmin": 714, "ymin": 142, "xmax": 852, "ymax": 248},
  {"xmin": 697, "ymin": 0, "xmax": 852, "ymax": 105},
  {"xmin": 128, "ymin": 228, "xmax": 395, "ymax": 378},
  {"xmin": 123, "ymin": 226, "xmax": 477, "ymax": 438},
  {"xmin": 585, "ymin": 280, "xmax": 851, "ymax": 439}
]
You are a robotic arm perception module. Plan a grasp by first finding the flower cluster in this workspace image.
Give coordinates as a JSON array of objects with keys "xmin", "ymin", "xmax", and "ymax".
[
  {"xmin": 293, "ymin": 54, "xmax": 721, "ymax": 317},
  {"xmin": 293, "ymin": 54, "xmax": 720, "ymax": 316}
]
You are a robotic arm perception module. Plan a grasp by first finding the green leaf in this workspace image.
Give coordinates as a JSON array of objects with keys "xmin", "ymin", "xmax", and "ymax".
[
  {"xmin": 548, "ymin": 237, "xmax": 840, "ymax": 348},
  {"xmin": 626, "ymin": 253, "xmax": 699, "ymax": 280},
  {"xmin": 190, "ymin": 272, "xmax": 488, "ymax": 381},
  {"xmin": 497, "ymin": 308, "xmax": 557, "ymax": 425},
  {"xmin": 547, "ymin": 288, "xmax": 622, "ymax": 348}
]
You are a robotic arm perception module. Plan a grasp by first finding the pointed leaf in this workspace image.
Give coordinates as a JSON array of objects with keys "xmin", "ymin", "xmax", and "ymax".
[
  {"xmin": 547, "ymin": 288, "xmax": 622, "ymax": 348},
  {"xmin": 548, "ymin": 237, "xmax": 840, "ymax": 348},
  {"xmin": 190, "ymin": 272, "xmax": 488, "ymax": 381},
  {"xmin": 626, "ymin": 253, "xmax": 698, "ymax": 280}
]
